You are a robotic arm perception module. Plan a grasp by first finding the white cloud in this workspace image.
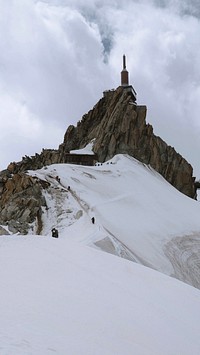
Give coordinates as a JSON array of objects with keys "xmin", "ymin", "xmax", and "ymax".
[
  {"xmin": 0, "ymin": 0, "xmax": 200, "ymax": 178},
  {"xmin": 0, "ymin": 90, "xmax": 63, "ymax": 167}
]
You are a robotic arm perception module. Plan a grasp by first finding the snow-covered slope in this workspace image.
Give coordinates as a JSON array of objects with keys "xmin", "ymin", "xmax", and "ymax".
[
  {"xmin": 0, "ymin": 235, "xmax": 200, "ymax": 355},
  {"xmin": 1, "ymin": 154, "xmax": 200, "ymax": 354},
  {"xmin": 30, "ymin": 154, "xmax": 200, "ymax": 288}
]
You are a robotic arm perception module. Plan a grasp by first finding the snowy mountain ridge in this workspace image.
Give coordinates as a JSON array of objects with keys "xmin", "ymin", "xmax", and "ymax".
[{"xmin": 29, "ymin": 154, "xmax": 200, "ymax": 288}]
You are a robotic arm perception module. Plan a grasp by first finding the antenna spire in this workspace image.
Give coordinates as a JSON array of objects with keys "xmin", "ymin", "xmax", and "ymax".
[
  {"xmin": 121, "ymin": 54, "xmax": 129, "ymax": 86},
  {"xmin": 123, "ymin": 54, "xmax": 126, "ymax": 69}
]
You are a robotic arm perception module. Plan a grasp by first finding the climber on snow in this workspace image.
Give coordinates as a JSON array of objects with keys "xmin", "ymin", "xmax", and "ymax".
[{"xmin": 51, "ymin": 228, "xmax": 59, "ymax": 238}]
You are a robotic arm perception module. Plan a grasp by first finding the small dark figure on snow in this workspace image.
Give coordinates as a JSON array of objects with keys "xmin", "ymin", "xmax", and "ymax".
[
  {"xmin": 68, "ymin": 186, "xmax": 70, "ymax": 191},
  {"xmin": 52, "ymin": 228, "xmax": 59, "ymax": 238},
  {"xmin": 56, "ymin": 176, "xmax": 60, "ymax": 183},
  {"xmin": 91, "ymin": 217, "xmax": 95, "ymax": 224}
]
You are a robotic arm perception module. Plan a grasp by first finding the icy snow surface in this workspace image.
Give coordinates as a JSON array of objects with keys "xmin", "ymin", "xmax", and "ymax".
[
  {"xmin": 0, "ymin": 235, "xmax": 200, "ymax": 354},
  {"xmin": 1, "ymin": 154, "xmax": 200, "ymax": 354}
]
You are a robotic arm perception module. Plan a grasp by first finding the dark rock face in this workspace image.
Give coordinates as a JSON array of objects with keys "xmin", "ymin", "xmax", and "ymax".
[
  {"xmin": 59, "ymin": 86, "xmax": 195, "ymax": 198},
  {"xmin": 0, "ymin": 172, "xmax": 49, "ymax": 234},
  {"xmin": 0, "ymin": 150, "xmax": 60, "ymax": 234}
]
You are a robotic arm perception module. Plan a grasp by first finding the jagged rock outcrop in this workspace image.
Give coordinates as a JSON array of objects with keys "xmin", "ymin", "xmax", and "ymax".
[
  {"xmin": 7, "ymin": 149, "xmax": 60, "ymax": 174},
  {"xmin": 59, "ymin": 86, "xmax": 195, "ymax": 198},
  {"xmin": 0, "ymin": 149, "xmax": 61, "ymax": 234},
  {"xmin": 0, "ymin": 171, "xmax": 49, "ymax": 234}
]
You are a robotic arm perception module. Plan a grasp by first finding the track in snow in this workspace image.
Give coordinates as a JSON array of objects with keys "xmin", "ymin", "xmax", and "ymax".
[{"xmin": 164, "ymin": 233, "xmax": 200, "ymax": 288}]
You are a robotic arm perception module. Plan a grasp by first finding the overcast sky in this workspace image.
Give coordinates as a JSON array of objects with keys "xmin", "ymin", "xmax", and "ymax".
[{"xmin": 1, "ymin": 0, "xmax": 200, "ymax": 177}]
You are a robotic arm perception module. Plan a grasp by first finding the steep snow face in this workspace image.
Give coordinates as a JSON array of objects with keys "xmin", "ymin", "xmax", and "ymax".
[
  {"xmin": 29, "ymin": 154, "xmax": 200, "ymax": 288},
  {"xmin": 0, "ymin": 235, "xmax": 200, "ymax": 355}
]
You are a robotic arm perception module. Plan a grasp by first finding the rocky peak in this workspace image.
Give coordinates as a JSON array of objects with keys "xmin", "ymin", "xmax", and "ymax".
[
  {"xmin": 0, "ymin": 85, "xmax": 196, "ymax": 235},
  {"xmin": 59, "ymin": 86, "xmax": 195, "ymax": 198}
]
